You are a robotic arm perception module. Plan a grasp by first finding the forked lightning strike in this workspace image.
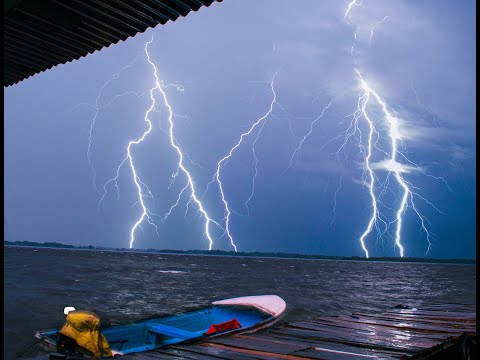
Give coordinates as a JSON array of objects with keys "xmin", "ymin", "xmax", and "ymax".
[
  {"xmin": 98, "ymin": 42, "xmax": 163, "ymax": 249},
  {"xmin": 341, "ymin": 1, "xmax": 445, "ymax": 257},
  {"xmin": 359, "ymin": 70, "xmax": 440, "ymax": 257},
  {"xmin": 91, "ymin": 38, "xmax": 218, "ymax": 249},
  {"xmin": 146, "ymin": 39, "xmax": 218, "ymax": 251},
  {"xmin": 244, "ymin": 119, "xmax": 266, "ymax": 214},
  {"xmin": 286, "ymin": 98, "xmax": 333, "ymax": 171},
  {"xmin": 335, "ymin": 77, "xmax": 384, "ymax": 258},
  {"xmin": 86, "ymin": 57, "xmax": 139, "ymax": 194},
  {"xmin": 209, "ymin": 74, "xmax": 279, "ymax": 252},
  {"xmin": 344, "ymin": 0, "xmax": 362, "ymax": 24}
]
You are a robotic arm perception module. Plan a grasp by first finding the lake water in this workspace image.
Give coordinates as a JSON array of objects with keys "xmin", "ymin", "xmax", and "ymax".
[{"xmin": 4, "ymin": 246, "xmax": 476, "ymax": 359}]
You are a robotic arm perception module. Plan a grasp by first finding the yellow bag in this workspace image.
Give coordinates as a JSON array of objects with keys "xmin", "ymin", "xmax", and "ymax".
[{"xmin": 59, "ymin": 311, "xmax": 112, "ymax": 357}]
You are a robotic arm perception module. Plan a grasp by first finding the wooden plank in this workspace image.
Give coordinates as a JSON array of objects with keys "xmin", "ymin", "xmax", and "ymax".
[
  {"xmin": 349, "ymin": 311, "xmax": 476, "ymax": 322},
  {"xmin": 308, "ymin": 317, "xmax": 472, "ymax": 339},
  {"xmin": 249, "ymin": 332, "xmax": 407, "ymax": 359},
  {"xmin": 175, "ymin": 344, "xmax": 281, "ymax": 360},
  {"xmin": 325, "ymin": 316, "xmax": 472, "ymax": 334},
  {"xmin": 209, "ymin": 335, "xmax": 310, "ymax": 355},
  {"xmin": 307, "ymin": 317, "xmax": 453, "ymax": 340},
  {"xmin": 286, "ymin": 321, "xmax": 444, "ymax": 347},
  {"xmin": 203, "ymin": 342, "xmax": 315, "ymax": 359},
  {"xmin": 270, "ymin": 326, "xmax": 426, "ymax": 354},
  {"xmin": 154, "ymin": 347, "xmax": 225, "ymax": 360},
  {"xmin": 120, "ymin": 352, "xmax": 175, "ymax": 360},
  {"xmin": 348, "ymin": 313, "xmax": 477, "ymax": 328},
  {"xmin": 139, "ymin": 350, "xmax": 191, "ymax": 359},
  {"xmin": 290, "ymin": 348, "xmax": 401, "ymax": 360},
  {"xmin": 124, "ymin": 303, "xmax": 476, "ymax": 360}
]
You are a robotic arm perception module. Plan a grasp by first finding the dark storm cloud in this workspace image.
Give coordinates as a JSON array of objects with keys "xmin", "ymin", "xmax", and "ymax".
[{"xmin": 4, "ymin": 0, "xmax": 475, "ymax": 258}]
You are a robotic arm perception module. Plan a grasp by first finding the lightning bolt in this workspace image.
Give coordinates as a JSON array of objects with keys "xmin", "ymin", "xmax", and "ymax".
[
  {"xmin": 344, "ymin": 0, "xmax": 362, "ymax": 25},
  {"xmin": 369, "ymin": 16, "xmax": 389, "ymax": 47},
  {"xmin": 207, "ymin": 73, "xmax": 279, "ymax": 252},
  {"xmin": 85, "ymin": 57, "xmax": 140, "ymax": 195},
  {"xmin": 359, "ymin": 70, "xmax": 444, "ymax": 257},
  {"xmin": 286, "ymin": 98, "xmax": 333, "ymax": 172},
  {"xmin": 100, "ymin": 42, "xmax": 163, "ymax": 249},
  {"xmin": 90, "ymin": 38, "xmax": 221, "ymax": 250},
  {"xmin": 244, "ymin": 118, "xmax": 266, "ymax": 215},
  {"xmin": 145, "ymin": 39, "xmax": 218, "ymax": 251},
  {"xmin": 335, "ymin": 77, "xmax": 380, "ymax": 258},
  {"xmin": 82, "ymin": 52, "xmax": 162, "ymax": 249},
  {"xmin": 339, "ymin": 1, "xmax": 446, "ymax": 257}
]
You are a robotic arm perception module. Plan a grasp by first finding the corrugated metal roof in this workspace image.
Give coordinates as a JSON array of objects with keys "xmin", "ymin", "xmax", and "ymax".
[{"xmin": 4, "ymin": 0, "xmax": 222, "ymax": 87}]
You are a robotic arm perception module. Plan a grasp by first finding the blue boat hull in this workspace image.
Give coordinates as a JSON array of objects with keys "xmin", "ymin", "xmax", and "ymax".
[{"xmin": 36, "ymin": 295, "xmax": 286, "ymax": 356}]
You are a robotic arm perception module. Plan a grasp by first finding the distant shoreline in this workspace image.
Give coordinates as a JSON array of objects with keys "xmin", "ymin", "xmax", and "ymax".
[{"xmin": 4, "ymin": 241, "xmax": 476, "ymax": 264}]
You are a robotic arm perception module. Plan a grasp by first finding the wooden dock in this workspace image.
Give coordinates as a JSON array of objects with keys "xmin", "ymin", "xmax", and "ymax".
[{"xmin": 121, "ymin": 303, "xmax": 476, "ymax": 359}]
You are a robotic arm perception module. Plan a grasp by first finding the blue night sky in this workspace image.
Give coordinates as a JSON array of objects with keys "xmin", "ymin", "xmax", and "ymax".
[{"xmin": 4, "ymin": 0, "xmax": 476, "ymax": 258}]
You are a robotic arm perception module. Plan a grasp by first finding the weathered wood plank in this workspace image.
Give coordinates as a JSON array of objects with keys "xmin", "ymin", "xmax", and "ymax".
[
  {"xmin": 203, "ymin": 342, "xmax": 311, "ymax": 359},
  {"xmin": 309, "ymin": 317, "xmax": 473, "ymax": 339},
  {"xmin": 270, "ymin": 326, "xmax": 427, "ymax": 353},
  {"xmin": 153, "ymin": 347, "xmax": 225, "ymax": 359},
  {"xmin": 287, "ymin": 320, "xmax": 445, "ymax": 347},
  {"xmin": 307, "ymin": 318, "xmax": 453, "ymax": 340},
  {"xmin": 175, "ymin": 344, "xmax": 281, "ymax": 360},
  {"xmin": 120, "ymin": 352, "xmax": 176, "ymax": 360},
  {"xmin": 209, "ymin": 335, "xmax": 310, "ymax": 355},
  {"xmin": 328, "ymin": 316, "xmax": 472, "ymax": 334},
  {"xmin": 353, "ymin": 312, "xmax": 476, "ymax": 324},
  {"xmin": 347, "ymin": 313, "xmax": 477, "ymax": 330},
  {"xmin": 122, "ymin": 303, "xmax": 476, "ymax": 360},
  {"xmin": 290, "ymin": 348, "xmax": 402, "ymax": 360},
  {"xmin": 248, "ymin": 332, "xmax": 408, "ymax": 359}
]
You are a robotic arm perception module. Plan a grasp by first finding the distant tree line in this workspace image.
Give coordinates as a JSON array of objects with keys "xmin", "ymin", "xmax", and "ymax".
[{"xmin": 3, "ymin": 241, "xmax": 475, "ymax": 264}]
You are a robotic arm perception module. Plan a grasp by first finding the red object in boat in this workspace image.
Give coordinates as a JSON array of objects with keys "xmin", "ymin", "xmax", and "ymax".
[{"xmin": 205, "ymin": 319, "xmax": 242, "ymax": 334}]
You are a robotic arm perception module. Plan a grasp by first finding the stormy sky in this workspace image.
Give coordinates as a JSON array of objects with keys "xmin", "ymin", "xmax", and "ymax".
[{"xmin": 4, "ymin": 0, "xmax": 476, "ymax": 258}]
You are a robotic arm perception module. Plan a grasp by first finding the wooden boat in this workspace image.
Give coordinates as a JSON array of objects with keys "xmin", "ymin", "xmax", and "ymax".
[{"xmin": 34, "ymin": 295, "xmax": 286, "ymax": 357}]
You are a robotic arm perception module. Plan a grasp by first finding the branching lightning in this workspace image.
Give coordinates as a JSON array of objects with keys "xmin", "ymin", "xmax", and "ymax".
[
  {"xmin": 286, "ymin": 98, "xmax": 333, "ymax": 172},
  {"xmin": 368, "ymin": 16, "xmax": 389, "ymax": 47},
  {"xmin": 89, "ymin": 38, "xmax": 220, "ymax": 250},
  {"xmin": 244, "ymin": 118, "xmax": 266, "ymax": 215},
  {"xmin": 80, "ymin": 2, "xmax": 447, "ymax": 257},
  {"xmin": 339, "ymin": 2, "xmax": 447, "ymax": 257},
  {"xmin": 335, "ymin": 77, "xmax": 382, "ymax": 258},
  {"xmin": 86, "ymin": 57, "xmax": 140, "ymax": 195},
  {"xmin": 207, "ymin": 73, "xmax": 279, "ymax": 252},
  {"xmin": 96, "ymin": 42, "xmax": 163, "ymax": 249},
  {"xmin": 344, "ymin": 0, "xmax": 362, "ymax": 25},
  {"xmin": 145, "ymin": 39, "xmax": 219, "ymax": 251}
]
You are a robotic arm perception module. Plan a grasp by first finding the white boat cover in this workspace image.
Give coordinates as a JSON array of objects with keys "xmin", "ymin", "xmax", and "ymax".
[{"xmin": 212, "ymin": 295, "xmax": 286, "ymax": 317}]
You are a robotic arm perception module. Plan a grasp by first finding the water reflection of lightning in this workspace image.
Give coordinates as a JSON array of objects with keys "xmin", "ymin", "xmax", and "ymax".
[{"xmin": 209, "ymin": 74, "xmax": 279, "ymax": 252}]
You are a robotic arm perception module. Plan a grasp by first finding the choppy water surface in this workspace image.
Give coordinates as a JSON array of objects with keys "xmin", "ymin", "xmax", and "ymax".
[{"xmin": 4, "ymin": 247, "xmax": 476, "ymax": 359}]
